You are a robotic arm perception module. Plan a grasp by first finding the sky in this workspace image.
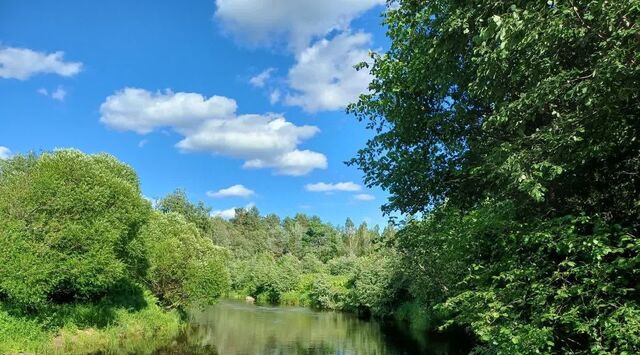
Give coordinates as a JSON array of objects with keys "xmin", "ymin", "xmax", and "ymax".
[{"xmin": 0, "ymin": 0, "xmax": 392, "ymax": 226}]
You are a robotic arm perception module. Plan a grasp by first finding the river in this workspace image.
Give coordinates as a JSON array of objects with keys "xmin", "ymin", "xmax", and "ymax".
[{"xmin": 155, "ymin": 299, "xmax": 470, "ymax": 354}]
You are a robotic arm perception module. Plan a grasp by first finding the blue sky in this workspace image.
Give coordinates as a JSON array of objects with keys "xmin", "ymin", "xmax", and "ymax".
[{"xmin": 0, "ymin": 0, "xmax": 391, "ymax": 226}]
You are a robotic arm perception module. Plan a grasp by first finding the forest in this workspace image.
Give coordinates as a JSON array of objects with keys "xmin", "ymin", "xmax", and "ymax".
[{"xmin": 1, "ymin": 0, "xmax": 639, "ymax": 354}]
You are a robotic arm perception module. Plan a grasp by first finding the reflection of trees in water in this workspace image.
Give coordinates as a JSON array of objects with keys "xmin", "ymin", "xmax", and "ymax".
[
  {"xmin": 182, "ymin": 301, "xmax": 395, "ymax": 354},
  {"xmin": 153, "ymin": 301, "xmax": 470, "ymax": 355}
]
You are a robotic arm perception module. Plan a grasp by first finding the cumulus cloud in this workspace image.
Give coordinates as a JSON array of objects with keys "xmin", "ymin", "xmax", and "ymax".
[
  {"xmin": 243, "ymin": 149, "xmax": 327, "ymax": 176},
  {"xmin": 0, "ymin": 146, "xmax": 11, "ymax": 160},
  {"xmin": 215, "ymin": 0, "xmax": 384, "ymax": 50},
  {"xmin": 249, "ymin": 68, "xmax": 275, "ymax": 88},
  {"xmin": 211, "ymin": 202, "xmax": 255, "ymax": 219},
  {"xmin": 215, "ymin": 1, "xmax": 378, "ymax": 112},
  {"xmin": 207, "ymin": 184, "xmax": 255, "ymax": 198},
  {"xmin": 354, "ymin": 193, "xmax": 375, "ymax": 201},
  {"xmin": 100, "ymin": 88, "xmax": 238, "ymax": 134},
  {"xmin": 0, "ymin": 47, "xmax": 82, "ymax": 80},
  {"xmin": 100, "ymin": 88, "xmax": 327, "ymax": 175},
  {"xmin": 285, "ymin": 32, "xmax": 373, "ymax": 112},
  {"xmin": 175, "ymin": 114, "xmax": 318, "ymax": 158},
  {"xmin": 305, "ymin": 181, "xmax": 361, "ymax": 192}
]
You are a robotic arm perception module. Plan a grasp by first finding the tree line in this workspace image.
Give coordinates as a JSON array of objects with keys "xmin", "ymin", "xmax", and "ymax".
[{"xmin": 155, "ymin": 189, "xmax": 401, "ymax": 315}]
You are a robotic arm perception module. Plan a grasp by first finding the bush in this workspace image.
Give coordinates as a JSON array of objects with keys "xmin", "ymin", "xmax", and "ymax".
[
  {"xmin": 135, "ymin": 211, "xmax": 230, "ymax": 308},
  {"xmin": 349, "ymin": 251, "xmax": 404, "ymax": 316},
  {"xmin": 0, "ymin": 150, "xmax": 150, "ymax": 309},
  {"xmin": 306, "ymin": 274, "xmax": 349, "ymax": 310},
  {"xmin": 327, "ymin": 255, "xmax": 357, "ymax": 276}
]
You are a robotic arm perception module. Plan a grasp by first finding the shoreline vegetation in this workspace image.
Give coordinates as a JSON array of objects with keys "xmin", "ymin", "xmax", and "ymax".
[{"xmin": 0, "ymin": 150, "xmax": 442, "ymax": 354}]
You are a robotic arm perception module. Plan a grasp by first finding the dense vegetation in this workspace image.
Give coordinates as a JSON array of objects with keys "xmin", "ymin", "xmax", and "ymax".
[
  {"xmin": 0, "ymin": 150, "xmax": 228, "ymax": 353},
  {"xmin": 155, "ymin": 189, "xmax": 401, "ymax": 316},
  {"xmin": 347, "ymin": 0, "xmax": 640, "ymax": 353},
  {"xmin": 0, "ymin": 151, "xmax": 405, "ymax": 353}
]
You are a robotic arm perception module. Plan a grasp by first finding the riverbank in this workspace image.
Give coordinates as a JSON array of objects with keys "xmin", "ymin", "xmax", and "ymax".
[{"xmin": 0, "ymin": 289, "xmax": 182, "ymax": 354}]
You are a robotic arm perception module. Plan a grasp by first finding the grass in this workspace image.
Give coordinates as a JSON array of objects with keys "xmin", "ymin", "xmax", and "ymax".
[{"xmin": 0, "ymin": 285, "xmax": 182, "ymax": 354}]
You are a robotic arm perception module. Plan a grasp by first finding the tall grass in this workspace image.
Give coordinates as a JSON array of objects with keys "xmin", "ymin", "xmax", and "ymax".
[{"xmin": 0, "ymin": 286, "xmax": 182, "ymax": 354}]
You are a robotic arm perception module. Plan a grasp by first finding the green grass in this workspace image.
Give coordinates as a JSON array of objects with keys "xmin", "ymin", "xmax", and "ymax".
[{"xmin": 0, "ymin": 286, "xmax": 182, "ymax": 354}]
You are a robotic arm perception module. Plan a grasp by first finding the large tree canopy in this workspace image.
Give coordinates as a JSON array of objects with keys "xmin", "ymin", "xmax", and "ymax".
[
  {"xmin": 0, "ymin": 150, "xmax": 150, "ymax": 308},
  {"xmin": 350, "ymin": 1, "xmax": 639, "ymax": 352},
  {"xmin": 350, "ymin": 0, "xmax": 639, "ymax": 220}
]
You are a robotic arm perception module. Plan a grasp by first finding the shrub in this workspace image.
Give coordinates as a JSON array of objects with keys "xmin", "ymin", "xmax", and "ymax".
[
  {"xmin": 0, "ymin": 150, "xmax": 149, "ymax": 309},
  {"xmin": 135, "ymin": 211, "xmax": 230, "ymax": 308},
  {"xmin": 306, "ymin": 274, "xmax": 349, "ymax": 310},
  {"xmin": 327, "ymin": 255, "xmax": 357, "ymax": 276},
  {"xmin": 348, "ymin": 251, "xmax": 404, "ymax": 316}
]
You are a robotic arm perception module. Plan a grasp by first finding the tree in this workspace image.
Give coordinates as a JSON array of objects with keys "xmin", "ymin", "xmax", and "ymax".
[
  {"xmin": 136, "ymin": 211, "xmax": 229, "ymax": 308},
  {"xmin": 350, "ymin": 0, "xmax": 640, "ymax": 220},
  {"xmin": 157, "ymin": 189, "xmax": 213, "ymax": 236},
  {"xmin": 0, "ymin": 150, "xmax": 150, "ymax": 309},
  {"xmin": 349, "ymin": 1, "xmax": 640, "ymax": 352}
]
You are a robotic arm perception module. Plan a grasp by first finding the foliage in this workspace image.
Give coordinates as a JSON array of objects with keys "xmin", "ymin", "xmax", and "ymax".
[
  {"xmin": 349, "ymin": 0, "xmax": 640, "ymax": 352},
  {"xmin": 306, "ymin": 274, "xmax": 350, "ymax": 310},
  {"xmin": 0, "ymin": 150, "xmax": 150, "ymax": 309},
  {"xmin": 159, "ymin": 193, "xmax": 403, "ymax": 315},
  {"xmin": 0, "ymin": 151, "xmax": 227, "ymax": 353},
  {"xmin": 157, "ymin": 189, "xmax": 214, "ymax": 238},
  {"xmin": 348, "ymin": 250, "xmax": 405, "ymax": 317},
  {"xmin": 136, "ymin": 211, "xmax": 230, "ymax": 308}
]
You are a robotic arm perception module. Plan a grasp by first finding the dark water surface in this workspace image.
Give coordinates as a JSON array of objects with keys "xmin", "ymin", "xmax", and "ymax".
[{"xmin": 156, "ymin": 300, "xmax": 470, "ymax": 355}]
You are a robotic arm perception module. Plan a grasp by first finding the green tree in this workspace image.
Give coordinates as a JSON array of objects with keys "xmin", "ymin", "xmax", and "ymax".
[
  {"xmin": 136, "ymin": 211, "xmax": 229, "ymax": 308},
  {"xmin": 350, "ymin": 1, "xmax": 640, "ymax": 352},
  {"xmin": 157, "ymin": 189, "xmax": 213, "ymax": 236},
  {"xmin": 0, "ymin": 150, "xmax": 150, "ymax": 309}
]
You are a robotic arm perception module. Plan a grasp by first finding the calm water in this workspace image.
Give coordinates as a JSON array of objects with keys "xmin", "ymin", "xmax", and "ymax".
[{"xmin": 155, "ymin": 300, "xmax": 470, "ymax": 355}]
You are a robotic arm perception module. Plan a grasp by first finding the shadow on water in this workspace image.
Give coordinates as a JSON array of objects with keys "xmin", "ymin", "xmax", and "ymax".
[{"xmin": 154, "ymin": 300, "xmax": 472, "ymax": 355}]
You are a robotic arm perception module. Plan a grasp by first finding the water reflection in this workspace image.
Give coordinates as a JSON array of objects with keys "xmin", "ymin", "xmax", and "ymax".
[{"xmin": 157, "ymin": 300, "xmax": 466, "ymax": 355}]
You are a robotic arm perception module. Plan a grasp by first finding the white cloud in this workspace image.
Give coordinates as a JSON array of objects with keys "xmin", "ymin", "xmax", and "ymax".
[
  {"xmin": 285, "ymin": 32, "xmax": 373, "ymax": 112},
  {"xmin": 215, "ymin": 0, "xmax": 384, "ymax": 50},
  {"xmin": 305, "ymin": 181, "xmax": 361, "ymax": 192},
  {"xmin": 207, "ymin": 184, "xmax": 255, "ymax": 198},
  {"xmin": 243, "ymin": 149, "xmax": 327, "ymax": 176},
  {"xmin": 100, "ymin": 88, "xmax": 327, "ymax": 175},
  {"xmin": 354, "ymin": 193, "xmax": 375, "ymax": 201},
  {"xmin": 269, "ymin": 89, "xmax": 281, "ymax": 105},
  {"xmin": 0, "ymin": 47, "xmax": 82, "ymax": 80},
  {"xmin": 211, "ymin": 207, "xmax": 237, "ymax": 219},
  {"xmin": 175, "ymin": 114, "xmax": 318, "ymax": 158},
  {"xmin": 211, "ymin": 202, "xmax": 255, "ymax": 219},
  {"xmin": 0, "ymin": 146, "xmax": 11, "ymax": 160},
  {"xmin": 249, "ymin": 68, "xmax": 275, "ymax": 88},
  {"xmin": 100, "ymin": 88, "xmax": 238, "ymax": 134},
  {"xmin": 37, "ymin": 86, "xmax": 68, "ymax": 101},
  {"xmin": 51, "ymin": 87, "xmax": 67, "ymax": 101}
]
